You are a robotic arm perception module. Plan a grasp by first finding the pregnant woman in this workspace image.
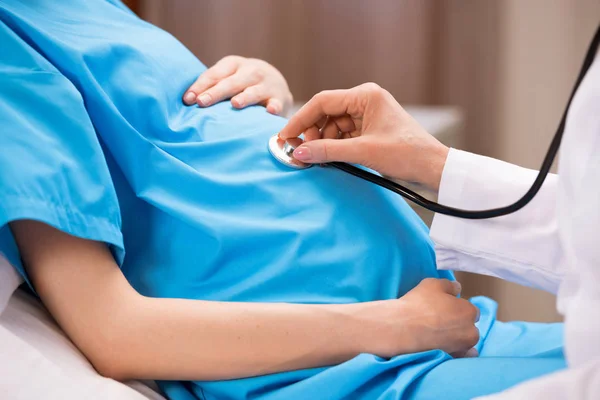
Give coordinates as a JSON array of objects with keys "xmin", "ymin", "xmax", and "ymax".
[{"xmin": 0, "ymin": 1, "xmax": 564, "ymax": 399}]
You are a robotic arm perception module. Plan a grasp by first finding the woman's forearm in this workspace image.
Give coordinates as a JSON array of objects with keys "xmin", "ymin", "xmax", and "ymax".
[{"xmin": 117, "ymin": 296, "xmax": 364, "ymax": 380}]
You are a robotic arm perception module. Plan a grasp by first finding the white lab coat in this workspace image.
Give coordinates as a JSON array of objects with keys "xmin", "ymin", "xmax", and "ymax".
[{"xmin": 430, "ymin": 50, "xmax": 600, "ymax": 398}]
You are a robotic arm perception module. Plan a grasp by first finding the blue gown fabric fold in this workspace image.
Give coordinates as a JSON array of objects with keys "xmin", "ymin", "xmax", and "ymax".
[{"xmin": 0, "ymin": 1, "xmax": 565, "ymax": 399}]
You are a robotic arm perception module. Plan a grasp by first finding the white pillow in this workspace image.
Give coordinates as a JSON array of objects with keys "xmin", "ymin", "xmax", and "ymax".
[
  {"xmin": 0, "ymin": 255, "xmax": 22, "ymax": 314},
  {"xmin": 0, "ymin": 270, "xmax": 165, "ymax": 400}
]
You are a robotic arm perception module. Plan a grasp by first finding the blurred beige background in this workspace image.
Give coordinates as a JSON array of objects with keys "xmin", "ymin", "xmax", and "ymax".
[{"xmin": 134, "ymin": 0, "xmax": 599, "ymax": 322}]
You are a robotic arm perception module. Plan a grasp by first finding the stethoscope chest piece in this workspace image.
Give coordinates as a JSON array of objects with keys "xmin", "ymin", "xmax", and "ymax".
[{"xmin": 268, "ymin": 134, "xmax": 312, "ymax": 169}]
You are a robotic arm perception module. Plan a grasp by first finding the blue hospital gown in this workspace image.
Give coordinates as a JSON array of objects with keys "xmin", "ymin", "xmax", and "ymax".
[{"xmin": 0, "ymin": 1, "xmax": 565, "ymax": 399}]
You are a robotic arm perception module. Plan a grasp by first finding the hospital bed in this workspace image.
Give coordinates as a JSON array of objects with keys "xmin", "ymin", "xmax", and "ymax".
[{"xmin": 0, "ymin": 106, "xmax": 464, "ymax": 399}]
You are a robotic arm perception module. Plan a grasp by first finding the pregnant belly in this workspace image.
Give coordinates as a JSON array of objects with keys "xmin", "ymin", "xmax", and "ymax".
[{"xmin": 115, "ymin": 105, "xmax": 447, "ymax": 304}]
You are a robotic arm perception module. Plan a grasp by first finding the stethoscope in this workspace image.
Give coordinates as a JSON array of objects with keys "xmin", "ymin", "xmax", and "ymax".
[{"xmin": 269, "ymin": 25, "xmax": 600, "ymax": 220}]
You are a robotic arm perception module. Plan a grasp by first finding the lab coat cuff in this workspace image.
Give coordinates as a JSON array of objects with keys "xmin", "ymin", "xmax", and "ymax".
[
  {"xmin": 429, "ymin": 148, "xmax": 473, "ymax": 271},
  {"xmin": 429, "ymin": 148, "xmax": 563, "ymax": 293},
  {"xmin": 435, "ymin": 148, "xmax": 473, "ymax": 209}
]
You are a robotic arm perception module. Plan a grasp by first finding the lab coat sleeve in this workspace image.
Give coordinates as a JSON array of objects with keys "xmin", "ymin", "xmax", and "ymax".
[
  {"xmin": 430, "ymin": 148, "xmax": 564, "ymax": 294},
  {"xmin": 475, "ymin": 360, "xmax": 600, "ymax": 400}
]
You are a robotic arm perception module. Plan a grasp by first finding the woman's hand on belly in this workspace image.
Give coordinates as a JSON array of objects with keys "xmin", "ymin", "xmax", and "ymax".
[
  {"xmin": 182, "ymin": 55, "xmax": 293, "ymax": 115},
  {"xmin": 351, "ymin": 278, "xmax": 481, "ymax": 358}
]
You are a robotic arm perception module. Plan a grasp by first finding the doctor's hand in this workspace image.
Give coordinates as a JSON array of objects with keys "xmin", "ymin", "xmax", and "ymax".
[
  {"xmin": 279, "ymin": 83, "xmax": 449, "ymax": 191},
  {"xmin": 183, "ymin": 55, "xmax": 293, "ymax": 115},
  {"xmin": 355, "ymin": 278, "xmax": 480, "ymax": 358}
]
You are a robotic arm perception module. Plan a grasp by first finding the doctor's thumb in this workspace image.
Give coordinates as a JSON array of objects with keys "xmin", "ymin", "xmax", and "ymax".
[{"xmin": 292, "ymin": 138, "xmax": 363, "ymax": 165}]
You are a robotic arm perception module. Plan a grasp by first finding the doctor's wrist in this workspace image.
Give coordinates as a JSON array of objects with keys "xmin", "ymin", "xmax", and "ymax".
[{"xmin": 419, "ymin": 144, "xmax": 449, "ymax": 193}]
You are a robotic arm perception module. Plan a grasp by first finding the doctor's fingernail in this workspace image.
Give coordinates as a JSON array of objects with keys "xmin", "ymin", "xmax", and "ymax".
[
  {"xmin": 183, "ymin": 91, "xmax": 196, "ymax": 105},
  {"xmin": 198, "ymin": 93, "xmax": 212, "ymax": 106},
  {"xmin": 293, "ymin": 146, "xmax": 312, "ymax": 161}
]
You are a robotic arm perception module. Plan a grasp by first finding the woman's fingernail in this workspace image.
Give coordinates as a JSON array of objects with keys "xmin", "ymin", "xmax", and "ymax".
[
  {"xmin": 465, "ymin": 348, "xmax": 479, "ymax": 358},
  {"xmin": 293, "ymin": 146, "xmax": 312, "ymax": 161},
  {"xmin": 452, "ymin": 281, "xmax": 462, "ymax": 296},
  {"xmin": 232, "ymin": 97, "xmax": 244, "ymax": 108},
  {"xmin": 183, "ymin": 92, "xmax": 196, "ymax": 104},
  {"xmin": 198, "ymin": 93, "xmax": 211, "ymax": 106}
]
